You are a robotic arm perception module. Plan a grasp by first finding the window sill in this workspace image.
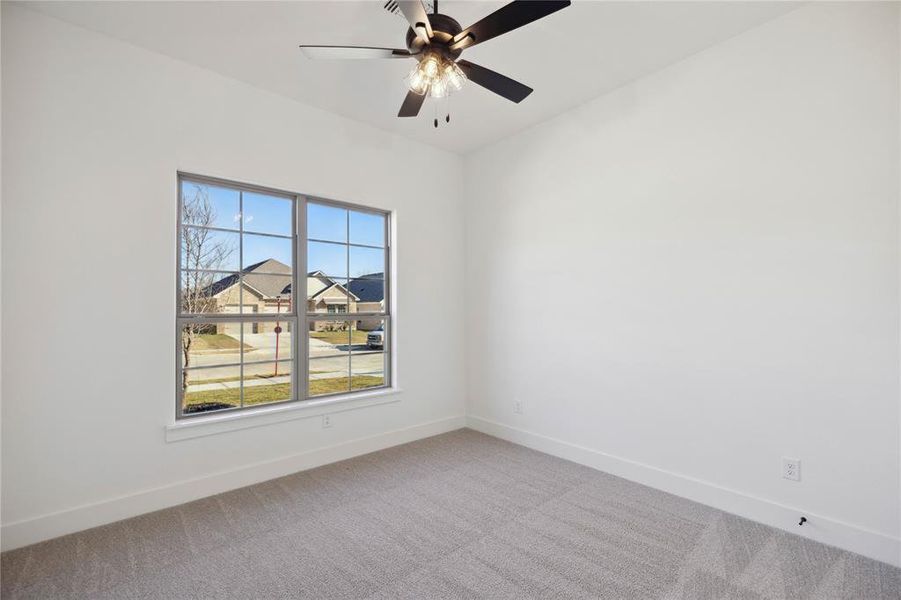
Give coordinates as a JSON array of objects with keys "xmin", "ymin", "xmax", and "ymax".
[{"xmin": 165, "ymin": 387, "xmax": 403, "ymax": 442}]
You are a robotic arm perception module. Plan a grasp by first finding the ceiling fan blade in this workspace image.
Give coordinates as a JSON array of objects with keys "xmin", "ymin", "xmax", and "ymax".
[
  {"xmin": 398, "ymin": 90, "xmax": 426, "ymax": 117},
  {"xmin": 451, "ymin": 1, "xmax": 570, "ymax": 51},
  {"xmin": 299, "ymin": 45, "xmax": 413, "ymax": 59},
  {"xmin": 396, "ymin": 0, "xmax": 433, "ymax": 45},
  {"xmin": 456, "ymin": 60, "xmax": 533, "ymax": 103}
]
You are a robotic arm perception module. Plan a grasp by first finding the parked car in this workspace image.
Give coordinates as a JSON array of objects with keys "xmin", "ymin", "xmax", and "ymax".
[{"xmin": 367, "ymin": 326, "xmax": 385, "ymax": 349}]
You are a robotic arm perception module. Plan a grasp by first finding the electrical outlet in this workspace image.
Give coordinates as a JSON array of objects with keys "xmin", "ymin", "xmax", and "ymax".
[
  {"xmin": 322, "ymin": 414, "xmax": 333, "ymax": 429},
  {"xmin": 513, "ymin": 400, "xmax": 523, "ymax": 414},
  {"xmin": 782, "ymin": 457, "xmax": 801, "ymax": 482}
]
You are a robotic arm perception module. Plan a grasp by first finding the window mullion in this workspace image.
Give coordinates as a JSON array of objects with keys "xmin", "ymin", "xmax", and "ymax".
[
  {"xmin": 384, "ymin": 211, "xmax": 391, "ymax": 388},
  {"xmin": 176, "ymin": 178, "xmax": 184, "ymax": 419},
  {"xmin": 239, "ymin": 189, "xmax": 245, "ymax": 409},
  {"xmin": 297, "ymin": 195, "xmax": 307, "ymax": 402},
  {"xmin": 346, "ymin": 208, "xmax": 351, "ymax": 393}
]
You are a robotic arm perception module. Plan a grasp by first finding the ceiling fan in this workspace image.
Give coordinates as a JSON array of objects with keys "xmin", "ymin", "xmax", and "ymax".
[{"xmin": 299, "ymin": 0, "xmax": 571, "ymax": 122}]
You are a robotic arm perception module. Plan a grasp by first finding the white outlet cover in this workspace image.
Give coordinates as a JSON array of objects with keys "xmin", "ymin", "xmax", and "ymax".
[
  {"xmin": 322, "ymin": 414, "xmax": 333, "ymax": 428},
  {"xmin": 782, "ymin": 457, "xmax": 801, "ymax": 481}
]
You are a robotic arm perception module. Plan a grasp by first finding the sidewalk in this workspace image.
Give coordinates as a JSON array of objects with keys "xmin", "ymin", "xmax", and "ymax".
[{"xmin": 187, "ymin": 375, "xmax": 291, "ymax": 393}]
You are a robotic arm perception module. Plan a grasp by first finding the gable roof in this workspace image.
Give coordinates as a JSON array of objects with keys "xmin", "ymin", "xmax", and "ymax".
[
  {"xmin": 347, "ymin": 273, "xmax": 384, "ymax": 303},
  {"xmin": 299, "ymin": 271, "xmax": 329, "ymax": 298},
  {"xmin": 206, "ymin": 260, "xmax": 361, "ymax": 302},
  {"xmin": 207, "ymin": 259, "xmax": 292, "ymax": 299}
]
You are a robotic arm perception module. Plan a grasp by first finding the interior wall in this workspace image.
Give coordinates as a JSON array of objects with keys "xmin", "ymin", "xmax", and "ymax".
[
  {"xmin": 464, "ymin": 2, "xmax": 901, "ymax": 564},
  {"xmin": 3, "ymin": 0, "xmax": 900, "ymax": 567},
  {"xmin": 0, "ymin": 4, "xmax": 465, "ymax": 548}
]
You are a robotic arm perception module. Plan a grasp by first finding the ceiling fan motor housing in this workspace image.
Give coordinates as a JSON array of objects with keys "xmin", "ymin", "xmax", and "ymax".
[{"xmin": 406, "ymin": 13, "xmax": 464, "ymax": 61}]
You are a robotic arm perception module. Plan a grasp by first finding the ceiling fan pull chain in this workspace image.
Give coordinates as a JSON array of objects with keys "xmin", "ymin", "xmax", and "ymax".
[
  {"xmin": 433, "ymin": 102, "xmax": 438, "ymax": 128},
  {"xmin": 446, "ymin": 94, "xmax": 450, "ymax": 124}
]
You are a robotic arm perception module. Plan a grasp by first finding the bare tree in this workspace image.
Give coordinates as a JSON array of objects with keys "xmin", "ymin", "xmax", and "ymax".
[{"xmin": 180, "ymin": 185, "xmax": 236, "ymax": 392}]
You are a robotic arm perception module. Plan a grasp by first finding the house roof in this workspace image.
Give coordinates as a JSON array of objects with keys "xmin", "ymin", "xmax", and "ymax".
[
  {"xmin": 347, "ymin": 273, "xmax": 384, "ymax": 303},
  {"xmin": 307, "ymin": 277, "xmax": 359, "ymax": 302},
  {"xmin": 206, "ymin": 260, "xmax": 361, "ymax": 302},
  {"xmin": 206, "ymin": 259, "xmax": 292, "ymax": 299},
  {"xmin": 299, "ymin": 270, "xmax": 329, "ymax": 298}
]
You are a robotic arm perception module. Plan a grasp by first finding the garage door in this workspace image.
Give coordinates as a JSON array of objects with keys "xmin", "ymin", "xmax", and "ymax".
[{"xmin": 222, "ymin": 305, "xmax": 241, "ymax": 337}]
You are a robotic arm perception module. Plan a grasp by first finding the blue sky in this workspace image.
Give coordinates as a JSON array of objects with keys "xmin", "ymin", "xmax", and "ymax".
[{"xmin": 182, "ymin": 181, "xmax": 385, "ymax": 279}]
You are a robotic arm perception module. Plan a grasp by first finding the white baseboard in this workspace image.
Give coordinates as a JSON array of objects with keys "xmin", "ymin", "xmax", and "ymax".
[
  {"xmin": 6, "ymin": 413, "xmax": 898, "ymax": 568},
  {"xmin": 467, "ymin": 415, "xmax": 901, "ymax": 568},
  {"xmin": 1, "ymin": 415, "xmax": 467, "ymax": 552}
]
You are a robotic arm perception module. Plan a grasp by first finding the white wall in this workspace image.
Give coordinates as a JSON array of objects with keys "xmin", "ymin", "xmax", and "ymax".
[
  {"xmin": 464, "ymin": 2, "xmax": 901, "ymax": 565},
  {"xmin": 3, "ymin": 0, "xmax": 900, "ymax": 568},
  {"xmin": 0, "ymin": 5, "xmax": 465, "ymax": 548}
]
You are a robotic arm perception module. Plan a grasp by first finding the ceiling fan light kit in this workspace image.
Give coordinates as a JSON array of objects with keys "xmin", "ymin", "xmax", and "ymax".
[
  {"xmin": 408, "ymin": 52, "xmax": 465, "ymax": 98},
  {"xmin": 299, "ymin": 0, "xmax": 570, "ymax": 121}
]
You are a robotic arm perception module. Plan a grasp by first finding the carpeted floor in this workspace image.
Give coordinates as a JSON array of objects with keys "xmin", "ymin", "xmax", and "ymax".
[{"xmin": 2, "ymin": 429, "xmax": 899, "ymax": 599}]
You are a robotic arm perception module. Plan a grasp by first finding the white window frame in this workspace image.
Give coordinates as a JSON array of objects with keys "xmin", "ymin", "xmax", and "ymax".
[{"xmin": 176, "ymin": 173, "xmax": 392, "ymax": 421}]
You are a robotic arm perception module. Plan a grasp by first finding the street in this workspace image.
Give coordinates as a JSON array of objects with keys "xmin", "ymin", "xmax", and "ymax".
[{"xmin": 183, "ymin": 331, "xmax": 384, "ymax": 393}]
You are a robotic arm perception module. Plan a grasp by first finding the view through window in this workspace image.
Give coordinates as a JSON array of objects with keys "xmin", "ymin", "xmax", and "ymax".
[{"xmin": 177, "ymin": 175, "xmax": 390, "ymax": 418}]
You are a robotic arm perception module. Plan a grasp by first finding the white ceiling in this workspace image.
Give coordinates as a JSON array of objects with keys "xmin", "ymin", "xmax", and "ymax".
[{"xmin": 21, "ymin": 1, "xmax": 799, "ymax": 154}]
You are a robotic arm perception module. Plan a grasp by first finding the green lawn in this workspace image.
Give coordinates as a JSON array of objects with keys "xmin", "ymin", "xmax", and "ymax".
[
  {"xmin": 191, "ymin": 334, "xmax": 248, "ymax": 351},
  {"xmin": 184, "ymin": 375, "xmax": 385, "ymax": 411},
  {"xmin": 312, "ymin": 375, "xmax": 384, "ymax": 396},
  {"xmin": 184, "ymin": 383, "xmax": 287, "ymax": 408},
  {"xmin": 310, "ymin": 330, "xmax": 369, "ymax": 345}
]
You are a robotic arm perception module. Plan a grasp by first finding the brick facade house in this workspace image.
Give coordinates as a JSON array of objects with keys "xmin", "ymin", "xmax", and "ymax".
[{"xmin": 205, "ymin": 259, "xmax": 383, "ymax": 334}]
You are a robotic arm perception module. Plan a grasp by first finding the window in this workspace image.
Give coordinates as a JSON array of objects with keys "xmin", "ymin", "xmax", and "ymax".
[
  {"xmin": 177, "ymin": 174, "xmax": 390, "ymax": 418},
  {"xmin": 306, "ymin": 201, "xmax": 389, "ymax": 398}
]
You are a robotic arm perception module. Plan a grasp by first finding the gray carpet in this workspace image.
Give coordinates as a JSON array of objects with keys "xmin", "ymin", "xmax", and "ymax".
[{"xmin": 2, "ymin": 429, "xmax": 899, "ymax": 599}]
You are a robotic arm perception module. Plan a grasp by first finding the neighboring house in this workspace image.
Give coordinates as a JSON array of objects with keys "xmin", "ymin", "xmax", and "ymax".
[
  {"xmin": 346, "ymin": 272, "xmax": 385, "ymax": 331},
  {"xmin": 203, "ymin": 259, "xmax": 384, "ymax": 333},
  {"xmin": 206, "ymin": 259, "xmax": 293, "ymax": 335},
  {"xmin": 305, "ymin": 271, "xmax": 357, "ymax": 315}
]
